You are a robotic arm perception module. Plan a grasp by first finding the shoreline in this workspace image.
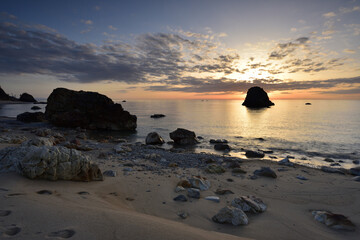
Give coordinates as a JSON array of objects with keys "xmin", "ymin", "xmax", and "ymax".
[{"xmin": 0, "ymin": 119, "xmax": 359, "ymax": 239}]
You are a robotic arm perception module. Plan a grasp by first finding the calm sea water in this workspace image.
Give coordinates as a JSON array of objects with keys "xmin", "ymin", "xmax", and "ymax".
[{"xmin": 1, "ymin": 100, "xmax": 359, "ymax": 168}]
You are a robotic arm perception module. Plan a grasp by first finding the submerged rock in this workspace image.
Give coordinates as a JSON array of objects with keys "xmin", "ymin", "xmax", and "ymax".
[
  {"xmin": 242, "ymin": 86, "xmax": 274, "ymax": 108},
  {"xmin": 169, "ymin": 128, "xmax": 199, "ymax": 145},
  {"xmin": 215, "ymin": 189, "xmax": 234, "ymax": 195},
  {"xmin": 16, "ymin": 112, "xmax": 46, "ymax": 123},
  {"xmin": 145, "ymin": 132, "xmax": 165, "ymax": 145},
  {"xmin": 45, "ymin": 88, "xmax": 136, "ymax": 130},
  {"xmin": 0, "ymin": 145, "xmax": 103, "ymax": 181},
  {"xmin": 312, "ymin": 210, "xmax": 356, "ymax": 231},
  {"xmin": 212, "ymin": 206, "xmax": 249, "ymax": 226},
  {"xmin": 253, "ymin": 167, "xmax": 277, "ymax": 178},
  {"xmin": 209, "ymin": 139, "xmax": 228, "ymax": 144},
  {"xmin": 245, "ymin": 150, "xmax": 265, "ymax": 158}
]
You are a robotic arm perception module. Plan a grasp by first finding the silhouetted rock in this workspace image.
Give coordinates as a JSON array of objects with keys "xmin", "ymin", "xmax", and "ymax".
[
  {"xmin": 150, "ymin": 114, "xmax": 165, "ymax": 118},
  {"xmin": 0, "ymin": 86, "xmax": 10, "ymax": 100},
  {"xmin": 45, "ymin": 88, "xmax": 137, "ymax": 130},
  {"xmin": 16, "ymin": 112, "xmax": 46, "ymax": 123},
  {"xmin": 169, "ymin": 128, "xmax": 199, "ymax": 145},
  {"xmin": 214, "ymin": 144, "xmax": 231, "ymax": 151},
  {"xmin": 245, "ymin": 150, "xmax": 265, "ymax": 158},
  {"xmin": 145, "ymin": 132, "xmax": 165, "ymax": 145},
  {"xmin": 19, "ymin": 93, "xmax": 37, "ymax": 102},
  {"xmin": 242, "ymin": 86, "xmax": 274, "ymax": 108},
  {"xmin": 31, "ymin": 106, "xmax": 41, "ymax": 110},
  {"xmin": 305, "ymin": 102, "xmax": 312, "ymax": 105}
]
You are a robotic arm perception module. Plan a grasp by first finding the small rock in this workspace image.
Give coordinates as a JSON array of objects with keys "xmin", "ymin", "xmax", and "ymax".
[
  {"xmin": 278, "ymin": 156, "xmax": 294, "ymax": 167},
  {"xmin": 210, "ymin": 139, "xmax": 228, "ymax": 144},
  {"xmin": 177, "ymin": 211, "xmax": 188, "ymax": 219},
  {"xmin": 330, "ymin": 163, "xmax": 341, "ymax": 167},
  {"xmin": 214, "ymin": 144, "xmax": 231, "ymax": 151},
  {"xmin": 215, "ymin": 189, "xmax": 234, "ymax": 195},
  {"xmin": 212, "ymin": 206, "xmax": 249, "ymax": 226},
  {"xmin": 296, "ymin": 175, "xmax": 308, "ymax": 181},
  {"xmin": 245, "ymin": 150, "xmax": 265, "ymax": 158},
  {"xmin": 103, "ymin": 170, "xmax": 117, "ymax": 177},
  {"xmin": 114, "ymin": 144, "xmax": 132, "ymax": 153},
  {"xmin": 205, "ymin": 165, "xmax": 226, "ymax": 174},
  {"xmin": 188, "ymin": 176, "xmax": 211, "ymax": 190},
  {"xmin": 205, "ymin": 196, "xmax": 220, "ymax": 203},
  {"xmin": 312, "ymin": 210, "xmax": 356, "ymax": 231},
  {"xmin": 187, "ymin": 188, "xmax": 200, "ymax": 199},
  {"xmin": 169, "ymin": 128, "xmax": 199, "ymax": 145},
  {"xmin": 232, "ymin": 168, "xmax": 247, "ymax": 174},
  {"xmin": 353, "ymin": 160, "xmax": 359, "ymax": 164},
  {"xmin": 123, "ymin": 167, "xmax": 133, "ymax": 172},
  {"xmin": 349, "ymin": 166, "xmax": 360, "ymax": 176},
  {"xmin": 321, "ymin": 166, "xmax": 345, "ymax": 175},
  {"xmin": 31, "ymin": 106, "xmax": 41, "ymax": 110},
  {"xmin": 175, "ymin": 186, "xmax": 186, "ymax": 193},
  {"xmin": 253, "ymin": 167, "xmax": 277, "ymax": 178},
  {"xmin": 145, "ymin": 132, "xmax": 165, "ymax": 145},
  {"xmin": 150, "ymin": 114, "xmax": 166, "ymax": 118},
  {"xmin": 177, "ymin": 180, "xmax": 192, "ymax": 188},
  {"xmin": 168, "ymin": 162, "xmax": 178, "ymax": 168},
  {"xmin": 173, "ymin": 195, "xmax": 188, "ymax": 202},
  {"xmin": 324, "ymin": 158, "xmax": 335, "ymax": 163}
]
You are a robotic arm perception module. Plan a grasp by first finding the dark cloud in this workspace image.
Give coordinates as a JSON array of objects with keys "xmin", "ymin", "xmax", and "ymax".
[{"xmin": 269, "ymin": 37, "xmax": 309, "ymax": 60}]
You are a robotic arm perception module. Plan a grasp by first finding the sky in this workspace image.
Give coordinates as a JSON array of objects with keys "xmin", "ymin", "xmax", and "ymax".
[{"xmin": 0, "ymin": 0, "xmax": 360, "ymax": 100}]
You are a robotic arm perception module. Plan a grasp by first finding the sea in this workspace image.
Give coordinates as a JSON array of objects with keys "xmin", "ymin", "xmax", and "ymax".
[{"xmin": 1, "ymin": 99, "xmax": 359, "ymax": 169}]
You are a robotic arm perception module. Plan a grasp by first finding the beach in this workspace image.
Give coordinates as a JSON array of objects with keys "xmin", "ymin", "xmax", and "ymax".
[{"xmin": 0, "ymin": 117, "xmax": 359, "ymax": 240}]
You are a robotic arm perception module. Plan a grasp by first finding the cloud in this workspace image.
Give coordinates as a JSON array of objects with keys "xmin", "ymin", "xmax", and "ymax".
[
  {"xmin": 290, "ymin": 28, "xmax": 297, "ymax": 32},
  {"xmin": 81, "ymin": 19, "xmax": 93, "ymax": 25},
  {"xmin": 321, "ymin": 87, "xmax": 360, "ymax": 94},
  {"xmin": 343, "ymin": 49, "xmax": 356, "ymax": 54},
  {"xmin": 268, "ymin": 37, "xmax": 309, "ymax": 60},
  {"xmin": 94, "ymin": 6, "xmax": 101, "ymax": 11},
  {"xmin": 298, "ymin": 19, "xmax": 306, "ymax": 24},
  {"xmin": 108, "ymin": 25, "xmax": 117, "ymax": 31},
  {"xmin": 323, "ymin": 12, "xmax": 336, "ymax": 18},
  {"xmin": 0, "ymin": 12, "xmax": 17, "ymax": 20},
  {"xmin": 322, "ymin": 30, "xmax": 335, "ymax": 35},
  {"xmin": 339, "ymin": 6, "xmax": 360, "ymax": 14}
]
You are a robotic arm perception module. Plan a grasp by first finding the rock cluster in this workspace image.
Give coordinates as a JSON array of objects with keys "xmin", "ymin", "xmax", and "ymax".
[{"xmin": 45, "ymin": 88, "xmax": 137, "ymax": 130}]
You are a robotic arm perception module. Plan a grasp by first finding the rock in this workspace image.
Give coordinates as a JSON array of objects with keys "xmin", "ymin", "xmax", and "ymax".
[
  {"xmin": 187, "ymin": 188, "xmax": 200, "ymax": 199},
  {"xmin": 173, "ymin": 195, "xmax": 187, "ymax": 202},
  {"xmin": 349, "ymin": 167, "xmax": 360, "ymax": 176},
  {"xmin": 296, "ymin": 175, "xmax": 308, "ymax": 180},
  {"xmin": 352, "ymin": 160, "xmax": 359, "ymax": 164},
  {"xmin": 150, "ymin": 114, "xmax": 165, "ymax": 118},
  {"xmin": 175, "ymin": 186, "xmax": 186, "ymax": 192},
  {"xmin": 209, "ymin": 139, "xmax": 228, "ymax": 144},
  {"xmin": 22, "ymin": 137, "xmax": 54, "ymax": 147},
  {"xmin": 253, "ymin": 167, "xmax": 277, "ymax": 178},
  {"xmin": 231, "ymin": 195, "xmax": 267, "ymax": 213},
  {"xmin": 34, "ymin": 128, "xmax": 52, "ymax": 137},
  {"xmin": 330, "ymin": 163, "xmax": 341, "ymax": 167},
  {"xmin": 16, "ymin": 112, "xmax": 46, "ymax": 123},
  {"xmin": 76, "ymin": 133, "xmax": 87, "ymax": 140},
  {"xmin": 114, "ymin": 144, "xmax": 132, "ymax": 153},
  {"xmin": 0, "ymin": 136, "xmax": 27, "ymax": 144},
  {"xmin": 0, "ymin": 145, "xmax": 103, "ymax": 181},
  {"xmin": 242, "ymin": 86, "xmax": 274, "ymax": 108},
  {"xmin": 31, "ymin": 106, "xmax": 41, "ymax": 110},
  {"xmin": 312, "ymin": 210, "xmax": 356, "ymax": 231},
  {"xmin": 227, "ymin": 161, "xmax": 240, "ymax": 169},
  {"xmin": 324, "ymin": 158, "xmax": 335, "ymax": 163},
  {"xmin": 168, "ymin": 162, "xmax": 178, "ymax": 168},
  {"xmin": 212, "ymin": 206, "xmax": 249, "ymax": 226},
  {"xmin": 0, "ymin": 86, "xmax": 10, "ymax": 100},
  {"xmin": 278, "ymin": 156, "xmax": 294, "ymax": 167},
  {"xmin": 205, "ymin": 165, "xmax": 226, "ymax": 174},
  {"xmin": 103, "ymin": 170, "xmax": 117, "ymax": 177},
  {"xmin": 45, "ymin": 88, "xmax": 136, "ymax": 130},
  {"xmin": 215, "ymin": 189, "xmax": 234, "ymax": 195},
  {"xmin": 188, "ymin": 176, "xmax": 211, "ymax": 190},
  {"xmin": 214, "ymin": 144, "xmax": 231, "ymax": 151},
  {"xmin": 169, "ymin": 128, "xmax": 199, "ymax": 145},
  {"xmin": 232, "ymin": 168, "xmax": 247, "ymax": 174},
  {"xmin": 19, "ymin": 93, "xmax": 37, "ymax": 102},
  {"xmin": 321, "ymin": 166, "xmax": 345, "ymax": 175},
  {"xmin": 177, "ymin": 180, "xmax": 192, "ymax": 188},
  {"xmin": 245, "ymin": 150, "xmax": 265, "ymax": 158},
  {"xmin": 305, "ymin": 102, "xmax": 312, "ymax": 105},
  {"xmin": 205, "ymin": 196, "xmax": 220, "ymax": 203},
  {"xmin": 177, "ymin": 211, "xmax": 188, "ymax": 219},
  {"xmin": 145, "ymin": 132, "xmax": 165, "ymax": 145}
]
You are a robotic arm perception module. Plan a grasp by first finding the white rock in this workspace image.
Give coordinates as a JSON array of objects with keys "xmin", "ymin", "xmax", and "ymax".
[{"xmin": 205, "ymin": 196, "xmax": 220, "ymax": 203}]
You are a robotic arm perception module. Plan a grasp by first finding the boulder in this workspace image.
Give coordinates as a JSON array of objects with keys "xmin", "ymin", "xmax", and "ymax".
[
  {"xmin": 245, "ymin": 150, "xmax": 265, "ymax": 158},
  {"xmin": 242, "ymin": 86, "xmax": 274, "ymax": 108},
  {"xmin": 212, "ymin": 206, "xmax": 249, "ymax": 226},
  {"xmin": 214, "ymin": 144, "xmax": 231, "ymax": 151},
  {"xmin": 0, "ymin": 145, "xmax": 103, "ymax": 181},
  {"xmin": 145, "ymin": 132, "xmax": 165, "ymax": 145},
  {"xmin": 16, "ymin": 112, "xmax": 46, "ymax": 123},
  {"xmin": 169, "ymin": 128, "xmax": 198, "ymax": 145},
  {"xmin": 253, "ymin": 167, "xmax": 277, "ymax": 178},
  {"xmin": 19, "ymin": 93, "xmax": 37, "ymax": 102},
  {"xmin": 45, "ymin": 88, "xmax": 136, "ymax": 130},
  {"xmin": 349, "ymin": 167, "xmax": 360, "ymax": 176},
  {"xmin": 231, "ymin": 196, "xmax": 267, "ymax": 213},
  {"xmin": 312, "ymin": 210, "xmax": 355, "ymax": 231}
]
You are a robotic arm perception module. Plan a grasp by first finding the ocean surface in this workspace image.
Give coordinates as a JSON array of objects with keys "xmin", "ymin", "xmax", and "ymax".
[{"xmin": 1, "ymin": 99, "xmax": 359, "ymax": 169}]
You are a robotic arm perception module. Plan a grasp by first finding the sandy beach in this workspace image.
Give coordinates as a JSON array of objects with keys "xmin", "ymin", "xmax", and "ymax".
[{"xmin": 0, "ymin": 118, "xmax": 359, "ymax": 240}]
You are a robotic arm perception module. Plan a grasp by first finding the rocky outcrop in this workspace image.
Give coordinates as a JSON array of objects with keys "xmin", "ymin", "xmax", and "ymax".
[
  {"xmin": 0, "ymin": 145, "xmax": 103, "ymax": 181},
  {"xmin": 169, "ymin": 128, "xmax": 198, "ymax": 145},
  {"xmin": 0, "ymin": 86, "xmax": 10, "ymax": 100},
  {"xmin": 145, "ymin": 132, "xmax": 165, "ymax": 145},
  {"xmin": 16, "ymin": 112, "xmax": 46, "ymax": 123},
  {"xmin": 19, "ymin": 93, "xmax": 37, "ymax": 102},
  {"xmin": 45, "ymin": 88, "xmax": 137, "ymax": 130},
  {"xmin": 242, "ymin": 86, "xmax": 274, "ymax": 108}
]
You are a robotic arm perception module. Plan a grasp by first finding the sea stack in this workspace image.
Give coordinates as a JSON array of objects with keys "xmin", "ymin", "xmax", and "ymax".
[
  {"xmin": 45, "ymin": 88, "xmax": 137, "ymax": 130},
  {"xmin": 242, "ymin": 86, "xmax": 274, "ymax": 108},
  {"xmin": 19, "ymin": 93, "xmax": 37, "ymax": 102}
]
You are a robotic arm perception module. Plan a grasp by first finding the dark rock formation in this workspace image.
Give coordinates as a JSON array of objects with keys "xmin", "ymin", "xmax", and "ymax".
[
  {"xmin": 145, "ymin": 132, "xmax": 165, "ymax": 145},
  {"xmin": 214, "ymin": 144, "xmax": 231, "ymax": 151},
  {"xmin": 31, "ymin": 106, "xmax": 41, "ymax": 110},
  {"xmin": 0, "ymin": 86, "xmax": 10, "ymax": 100},
  {"xmin": 350, "ymin": 166, "xmax": 360, "ymax": 176},
  {"xmin": 150, "ymin": 114, "xmax": 166, "ymax": 118},
  {"xmin": 312, "ymin": 210, "xmax": 356, "ymax": 231},
  {"xmin": 45, "ymin": 88, "xmax": 137, "ymax": 130},
  {"xmin": 245, "ymin": 150, "xmax": 265, "ymax": 158},
  {"xmin": 19, "ymin": 93, "xmax": 37, "ymax": 102},
  {"xmin": 242, "ymin": 86, "xmax": 274, "ymax": 108},
  {"xmin": 169, "ymin": 128, "xmax": 199, "ymax": 145},
  {"xmin": 16, "ymin": 112, "xmax": 46, "ymax": 123}
]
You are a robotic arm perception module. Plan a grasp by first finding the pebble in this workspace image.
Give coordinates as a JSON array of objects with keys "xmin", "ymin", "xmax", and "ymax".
[
  {"xmin": 296, "ymin": 175, "xmax": 308, "ymax": 181},
  {"xmin": 205, "ymin": 196, "xmax": 220, "ymax": 203},
  {"xmin": 173, "ymin": 195, "xmax": 188, "ymax": 202}
]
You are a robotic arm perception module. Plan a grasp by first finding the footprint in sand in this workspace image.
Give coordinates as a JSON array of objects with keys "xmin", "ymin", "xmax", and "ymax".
[
  {"xmin": 3, "ymin": 226, "xmax": 21, "ymax": 236},
  {"xmin": 36, "ymin": 190, "xmax": 53, "ymax": 195},
  {"xmin": 0, "ymin": 210, "xmax": 11, "ymax": 217},
  {"xmin": 47, "ymin": 229, "xmax": 75, "ymax": 239}
]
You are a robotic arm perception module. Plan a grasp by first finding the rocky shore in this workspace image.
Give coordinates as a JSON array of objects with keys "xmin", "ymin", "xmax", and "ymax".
[{"xmin": 0, "ymin": 117, "xmax": 359, "ymax": 239}]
